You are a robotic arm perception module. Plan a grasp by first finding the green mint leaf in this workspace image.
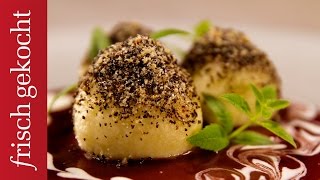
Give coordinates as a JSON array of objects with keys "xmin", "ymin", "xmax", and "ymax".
[
  {"xmin": 89, "ymin": 27, "xmax": 110, "ymax": 60},
  {"xmin": 261, "ymin": 85, "xmax": 277, "ymax": 100},
  {"xmin": 261, "ymin": 107, "xmax": 273, "ymax": 119},
  {"xmin": 258, "ymin": 120, "xmax": 297, "ymax": 148},
  {"xmin": 188, "ymin": 124, "xmax": 229, "ymax": 152},
  {"xmin": 221, "ymin": 94, "xmax": 251, "ymax": 115},
  {"xmin": 250, "ymin": 84, "xmax": 264, "ymax": 102},
  {"xmin": 255, "ymin": 100, "xmax": 261, "ymax": 114},
  {"xmin": 268, "ymin": 99, "xmax": 290, "ymax": 110},
  {"xmin": 194, "ymin": 20, "xmax": 212, "ymax": 37},
  {"xmin": 232, "ymin": 130, "xmax": 273, "ymax": 145},
  {"xmin": 203, "ymin": 94, "xmax": 233, "ymax": 133},
  {"xmin": 150, "ymin": 29, "xmax": 189, "ymax": 39},
  {"xmin": 189, "ymin": 84, "xmax": 292, "ymax": 152},
  {"xmin": 48, "ymin": 83, "xmax": 77, "ymax": 113}
]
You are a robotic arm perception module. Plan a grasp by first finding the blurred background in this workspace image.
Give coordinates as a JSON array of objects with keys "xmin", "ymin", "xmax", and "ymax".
[{"xmin": 48, "ymin": 0, "xmax": 320, "ymax": 104}]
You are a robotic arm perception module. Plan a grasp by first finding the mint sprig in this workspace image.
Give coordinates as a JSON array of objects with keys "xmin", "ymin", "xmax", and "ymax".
[
  {"xmin": 48, "ymin": 83, "xmax": 77, "ymax": 114},
  {"xmin": 150, "ymin": 20, "xmax": 213, "ymax": 40},
  {"xmin": 258, "ymin": 120, "xmax": 296, "ymax": 147},
  {"xmin": 194, "ymin": 20, "xmax": 212, "ymax": 38},
  {"xmin": 89, "ymin": 27, "xmax": 111, "ymax": 60},
  {"xmin": 221, "ymin": 94, "xmax": 251, "ymax": 116},
  {"xmin": 150, "ymin": 29, "xmax": 190, "ymax": 40},
  {"xmin": 150, "ymin": 20, "xmax": 212, "ymax": 40},
  {"xmin": 203, "ymin": 94, "xmax": 233, "ymax": 134},
  {"xmin": 261, "ymin": 85, "xmax": 277, "ymax": 100},
  {"xmin": 148, "ymin": 20, "xmax": 213, "ymax": 58},
  {"xmin": 188, "ymin": 124, "xmax": 229, "ymax": 152},
  {"xmin": 188, "ymin": 84, "xmax": 296, "ymax": 152},
  {"xmin": 232, "ymin": 130, "xmax": 273, "ymax": 145}
]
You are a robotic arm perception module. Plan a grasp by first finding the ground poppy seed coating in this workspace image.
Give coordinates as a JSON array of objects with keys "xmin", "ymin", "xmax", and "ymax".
[
  {"xmin": 182, "ymin": 26, "xmax": 280, "ymax": 126},
  {"xmin": 80, "ymin": 22, "xmax": 152, "ymax": 76},
  {"xmin": 73, "ymin": 35, "xmax": 202, "ymax": 160}
]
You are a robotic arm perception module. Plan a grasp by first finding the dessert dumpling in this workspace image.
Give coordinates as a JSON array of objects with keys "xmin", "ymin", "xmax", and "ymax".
[
  {"xmin": 182, "ymin": 26, "xmax": 280, "ymax": 126},
  {"xmin": 109, "ymin": 21, "xmax": 152, "ymax": 43},
  {"xmin": 73, "ymin": 35, "xmax": 202, "ymax": 160},
  {"xmin": 80, "ymin": 22, "xmax": 152, "ymax": 76}
]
